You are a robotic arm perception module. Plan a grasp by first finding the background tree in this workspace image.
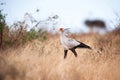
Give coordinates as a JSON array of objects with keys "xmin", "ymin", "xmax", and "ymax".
[{"xmin": 0, "ymin": 2, "xmax": 6, "ymax": 48}]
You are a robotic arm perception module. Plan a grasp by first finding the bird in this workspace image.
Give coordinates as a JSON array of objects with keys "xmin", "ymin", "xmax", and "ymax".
[{"xmin": 59, "ymin": 27, "xmax": 92, "ymax": 59}]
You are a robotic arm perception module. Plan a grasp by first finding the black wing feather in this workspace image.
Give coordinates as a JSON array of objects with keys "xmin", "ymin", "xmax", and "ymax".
[{"xmin": 74, "ymin": 41, "xmax": 92, "ymax": 49}]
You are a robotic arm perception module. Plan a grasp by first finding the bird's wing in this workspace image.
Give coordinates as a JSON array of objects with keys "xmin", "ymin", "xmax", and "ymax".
[{"xmin": 66, "ymin": 38, "xmax": 80, "ymax": 49}]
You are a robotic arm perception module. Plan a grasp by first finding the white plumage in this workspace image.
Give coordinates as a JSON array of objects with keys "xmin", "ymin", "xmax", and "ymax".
[
  {"xmin": 59, "ymin": 28, "xmax": 92, "ymax": 59},
  {"xmin": 60, "ymin": 33, "xmax": 80, "ymax": 50}
]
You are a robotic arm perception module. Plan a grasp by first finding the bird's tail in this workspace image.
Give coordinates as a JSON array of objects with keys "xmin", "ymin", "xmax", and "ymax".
[
  {"xmin": 75, "ymin": 42, "xmax": 102, "ymax": 54},
  {"xmin": 76, "ymin": 42, "xmax": 92, "ymax": 49}
]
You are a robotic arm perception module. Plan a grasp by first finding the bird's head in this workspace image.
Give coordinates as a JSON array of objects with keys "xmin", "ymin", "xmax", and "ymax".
[
  {"xmin": 59, "ymin": 28, "xmax": 64, "ymax": 32},
  {"xmin": 59, "ymin": 27, "xmax": 71, "ymax": 37}
]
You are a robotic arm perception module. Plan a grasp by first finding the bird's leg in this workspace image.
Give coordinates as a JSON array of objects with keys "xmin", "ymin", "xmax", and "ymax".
[
  {"xmin": 64, "ymin": 50, "xmax": 68, "ymax": 59},
  {"xmin": 70, "ymin": 49, "xmax": 77, "ymax": 57}
]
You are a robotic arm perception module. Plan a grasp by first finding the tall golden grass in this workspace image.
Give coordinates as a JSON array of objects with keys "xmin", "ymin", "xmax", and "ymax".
[{"xmin": 0, "ymin": 27, "xmax": 120, "ymax": 80}]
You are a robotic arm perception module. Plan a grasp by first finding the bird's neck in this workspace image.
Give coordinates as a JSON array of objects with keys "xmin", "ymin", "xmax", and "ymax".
[
  {"xmin": 60, "ymin": 33, "xmax": 66, "ymax": 37},
  {"xmin": 60, "ymin": 33, "xmax": 68, "ymax": 40}
]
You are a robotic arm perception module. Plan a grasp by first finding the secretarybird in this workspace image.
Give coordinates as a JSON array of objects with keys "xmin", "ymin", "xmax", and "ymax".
[{"xmin": 59, "ymin": 28, "xmax": 92, "ymax": 59}]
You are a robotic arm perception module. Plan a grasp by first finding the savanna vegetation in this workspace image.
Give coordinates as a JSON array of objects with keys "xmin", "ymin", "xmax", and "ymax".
[
  {"xmin": 0, "ymin": 2, "xmax": 120, "ymax": 80},
  {"xmin": 0, "ymin": 21, "xmax": 120, "ymax": 80}
]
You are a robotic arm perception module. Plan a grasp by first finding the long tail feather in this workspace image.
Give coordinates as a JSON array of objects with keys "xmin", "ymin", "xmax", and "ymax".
[{"xmin": 75, "ymin": 42, "xmax": 92, "ymax": 49}]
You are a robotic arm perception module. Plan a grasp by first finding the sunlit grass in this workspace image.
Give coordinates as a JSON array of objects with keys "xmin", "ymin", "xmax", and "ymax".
[{"xmin": 0, "ymin": 27, "xmax": 120, "ymax": 80}]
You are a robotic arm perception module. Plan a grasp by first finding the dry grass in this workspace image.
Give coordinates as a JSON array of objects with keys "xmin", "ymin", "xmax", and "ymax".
[{"xmin": 0, "ymin": 29, "xmax": 120, "ymax": 80}]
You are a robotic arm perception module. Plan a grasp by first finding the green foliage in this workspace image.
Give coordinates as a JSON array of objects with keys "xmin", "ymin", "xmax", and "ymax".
[
  {"xmin": 22, "ymin": 28, "xmax": 47, "ymax": 44},
  {"xmin": 0, "ymin": 19, "xmax": 48, "ymax": 50},
  {"xmin": 22, "ymin": 28, "xmax": 37, "ymax": 43},
  {"xmin": 0, "ymin": 9, "xmax": 52, "ymax": 49},
  {"xmin": 38, "ymin": 29, "xmax": 47, "ymax": 42},
  {"xmin": 28, "ymin": 28, "xmax": 38, "ymax": 40},
  {"xmin": 0, "ymin": 2, "xmax": 6, "ymax": 33},
  {"xmin": 0, "ymin": 9, "xmax": 6, "ymax": 48}
]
